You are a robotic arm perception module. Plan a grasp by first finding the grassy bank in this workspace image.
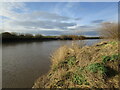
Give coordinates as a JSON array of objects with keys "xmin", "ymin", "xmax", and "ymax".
[{"xmin": 33, "ymin": 40, "xmax": 119, "ymax": 88}]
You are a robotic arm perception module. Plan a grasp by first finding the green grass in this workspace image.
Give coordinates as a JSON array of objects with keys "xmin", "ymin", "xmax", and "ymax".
[
  {"xmin": 102, "ymin": 54, "xmax": 120, "ymax": 64},
  {"xmin": 102, "ymin": 56, "xmax": 111, "ymax": 64},
  {"xmin": 60, "ymin": 56, "xmax": 76, "ymax": 67},
  {"xmin": 111, "ymin": 54, "xmax": 120, "ymax": 60},
  {"xmin": 108, "ymin": 41, "xmax": 118, "ymax": 45},
  {"xmin": 71, "ymin": 67, "xmax": 89, "ymax": 85},
  {"xmin": 72, "ymin": 73, "xmax": 89, "ymax": 85},
  {"xmin": 66, "ymin": 56, "xmax": 76, "ymax": 66},
  {"xmin": 87, "ymin": 63, "xmax": 107, "ymax": 74},
  {"xmin": 53, "ymin": 56, "xmax": 76, "ymax": 71}
]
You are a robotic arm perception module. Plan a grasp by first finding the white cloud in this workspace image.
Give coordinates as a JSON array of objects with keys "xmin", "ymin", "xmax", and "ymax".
[
  {"xmin": 0, "ymin": 2, "xmax": 27, "ymax": 20},
  {"xmin": 67, "ymin": 24, "xmax": 97, "ymax": 32},
  {"xmin": 12, "ymin": 11, "xmax": 72, "ymax": 21},
  {"xmin": 0, "ymin": 2, "xmax": 80, "ymax": 34},
  {"xmin": 53, "ymin": 2, "xmax": 80, "ymax": 18},
  {"xmin": 0, "ymin": 2, "xmax": 97, "ymax": 36},
  {"xmin": 8, "ymin": 20, "xmax": 76, "ymax": 29}
]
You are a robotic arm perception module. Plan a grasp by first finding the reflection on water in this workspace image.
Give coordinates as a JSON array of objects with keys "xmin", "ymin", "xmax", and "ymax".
[{"xmin": 2, "ymin": 39, "xmax": 101, "ymax": 88}]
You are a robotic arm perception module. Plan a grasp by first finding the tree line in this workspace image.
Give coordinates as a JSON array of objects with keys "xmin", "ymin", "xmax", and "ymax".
[{"xmin": 1, "ymin": 32, "xmax": 100, "ymax": 42}]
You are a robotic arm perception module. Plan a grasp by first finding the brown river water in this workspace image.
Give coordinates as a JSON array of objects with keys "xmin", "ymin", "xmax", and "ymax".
[{"xmin": 2, "ymin": 40, "xmax": 100, "ymax": 88}]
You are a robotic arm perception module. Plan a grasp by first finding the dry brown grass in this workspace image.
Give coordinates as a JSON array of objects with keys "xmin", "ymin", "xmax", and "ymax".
[
  {"xmin": 51, "ymin": 40, "xmax": 86, "ymax": 69},
  {"xmin": 50, "ymin": 45, "xmax": 70, "ymax": 69},
  {"xmin": 99, "ymin": 22, "xmax": 119, "ymax": 39},
  {"xmin": 33, "ymin": 40, "xmax": 119, "ymax": 88}
]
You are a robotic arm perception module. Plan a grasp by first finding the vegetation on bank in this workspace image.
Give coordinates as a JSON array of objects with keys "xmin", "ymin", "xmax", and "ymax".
[
  {"xmin": 1, "ymin": 32, "xmax": 101, "ymax": 42},
  {"xmin": 32, "ymin": 22, "xmax": 119, "ymax": 88},
  {"xmin": 33, "ymin": 40, "xmax": 119, "ymax": 88}
]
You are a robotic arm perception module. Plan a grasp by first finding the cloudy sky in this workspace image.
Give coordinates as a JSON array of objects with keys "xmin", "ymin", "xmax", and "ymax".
[{"xmin": 0, "ymin": 2, "xmax": 118, "ymax": 36}]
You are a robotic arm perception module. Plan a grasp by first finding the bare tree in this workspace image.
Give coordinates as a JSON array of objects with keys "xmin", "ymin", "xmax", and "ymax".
[{"xmin": 99, "ymin": 22, "xmax": 119, "ymax": 39}]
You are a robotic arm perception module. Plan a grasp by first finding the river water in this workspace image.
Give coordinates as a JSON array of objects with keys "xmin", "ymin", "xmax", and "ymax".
[{"xmin": 2, "ymin": 40, "xmax": 101, "ymax": 88}]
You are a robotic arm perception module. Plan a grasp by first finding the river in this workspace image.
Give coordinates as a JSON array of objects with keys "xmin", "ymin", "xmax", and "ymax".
[{"xmin": 2, "ymin": 39, "xmax": 101, "ymax": 88}]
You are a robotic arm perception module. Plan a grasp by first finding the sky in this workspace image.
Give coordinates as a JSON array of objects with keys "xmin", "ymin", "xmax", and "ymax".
[{"xmin": 0, "ymin": 2, "xmax": 118, "ymax": 36}]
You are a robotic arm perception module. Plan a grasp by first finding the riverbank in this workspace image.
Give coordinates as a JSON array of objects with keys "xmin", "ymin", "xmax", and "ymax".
[
  {"xmin": 33, "ymin": 40, "xmax": 119, "ymax": 88},
  {"xmin": 1, "ymin": 32, "xmax": 101, "ymax": 43}
]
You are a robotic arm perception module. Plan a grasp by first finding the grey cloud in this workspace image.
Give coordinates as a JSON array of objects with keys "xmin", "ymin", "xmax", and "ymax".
[
  {"xmin": 30, "ymin": 30, "xmax": 65, "ymax": 36},
  {"xmin": 1, "ymin": 3, "xmax": 72, "ymax": 21},
  {"xmin": 65, "ymin": 25, "xmax": 94, "ymax": 31},
  {"xmin": 82, "ymin": 31, "xmax": 99, "ymax": 37},
  {"xmin": 80, "ymin": 25, "xmax": 93, "ymax": 28},
  {"xmin": 74, "ymin": 18, "xmax": 81, "ymax": 20},
  {"xmin": 11, "ymin": 20, "xmax": 76, "ymax": 30},
  {"xmin": 29, "ymin": 30, "xmax": 82, "ymax": 36},
  {"xmin": 20, "ymin": 11, "xmax": 71, "ymax": 21},
  {"xmin": 92, "ymin": 20, "xmax": 104, "ymax": 23}
]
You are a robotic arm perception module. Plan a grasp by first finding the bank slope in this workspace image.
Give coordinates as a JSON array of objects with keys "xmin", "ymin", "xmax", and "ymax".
[{"xmin": 33, "ymin": 40, "xmax": 119, "ymax": 88}]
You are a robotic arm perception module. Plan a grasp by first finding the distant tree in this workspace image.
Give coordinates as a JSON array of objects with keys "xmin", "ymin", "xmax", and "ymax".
[
  {"xmin": 2, "ymin": 32, "xmax": 13, "ymax": 38},
  {"xmin": 24, "ymin": 34, "xmax": 34, "ymax": 38},
  {"xmin": 34, "ymin": 34, "xmax": 43, "ymax": 38},
  {"xmin": 79, "ymin": 35, "xmax": 86, "ymax": 40}
]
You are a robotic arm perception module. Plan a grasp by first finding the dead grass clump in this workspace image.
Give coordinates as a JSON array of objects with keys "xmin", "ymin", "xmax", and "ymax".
[
  {"xmin": 51, "ymin": 40, "xmax": 85, "ymax": 70},
  {"xmin": 50, "ymin": 45, "xmax": 70, "ymax": 69},
  {"xmin": 32, "ymin": 74, "xmax": 48, "ymax": 88}
]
